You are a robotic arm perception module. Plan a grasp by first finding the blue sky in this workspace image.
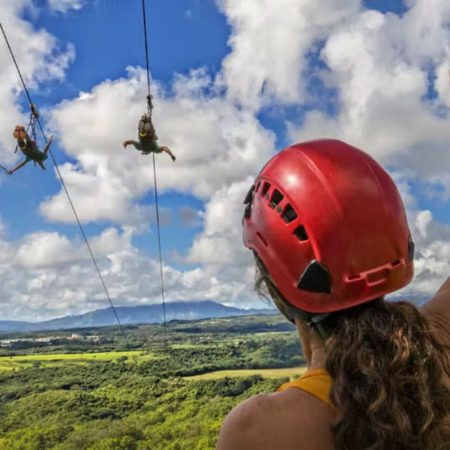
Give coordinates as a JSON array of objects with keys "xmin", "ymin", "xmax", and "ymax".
[{"xmin": 0, "ymin": 0, "xmax": 450, "ymax": 320}]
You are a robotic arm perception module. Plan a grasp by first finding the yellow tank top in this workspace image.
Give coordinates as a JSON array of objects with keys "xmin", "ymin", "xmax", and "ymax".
[{"xmin": 278, "ymin": 368, "xmax": 333, "ymax": 408}]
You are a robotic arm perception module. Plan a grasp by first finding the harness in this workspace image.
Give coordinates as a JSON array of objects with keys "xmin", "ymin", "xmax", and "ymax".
[{"xmin": 138, "ymin": 114, "xmax": 157, "ymax": 141}]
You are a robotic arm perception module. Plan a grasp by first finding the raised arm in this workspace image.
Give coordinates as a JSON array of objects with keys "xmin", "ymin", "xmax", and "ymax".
[{"xmin": 422, "ymin": 276, "xmax": 450, "ymax": 337}]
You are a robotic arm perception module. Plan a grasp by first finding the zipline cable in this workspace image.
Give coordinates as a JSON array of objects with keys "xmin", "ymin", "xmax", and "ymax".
[
  {"xmin": 152, "ymin": 153, "xmax": 167, "ymax": 333},
  {"xmin": 0, "ymin": 22, "xmax": 126, "ymax": 338},
  {"xmin": 141, "ymin": 0, "xmax": 168, "ymax": 333},
  {"xmin": 141, "ymin": 0, "xmax": 152, "ymax": 108},
  {"xmin": 0, "ymin": 23, "xmax": 34, "ymax": 108}
]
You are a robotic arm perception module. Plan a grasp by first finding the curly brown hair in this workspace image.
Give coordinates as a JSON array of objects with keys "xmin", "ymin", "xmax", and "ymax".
[
  {"xmin": 326, "ymin": 300, "xmax": 450, "ymax": 450},
  {"xmin": 255, "ymin": 258, "xmax": 450, "ymax": 450}
]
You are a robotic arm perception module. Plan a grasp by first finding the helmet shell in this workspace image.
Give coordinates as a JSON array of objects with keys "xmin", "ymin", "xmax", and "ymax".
[{"xmin": 243, "ymin": 139, "xmax": 414, "ymax": 313}]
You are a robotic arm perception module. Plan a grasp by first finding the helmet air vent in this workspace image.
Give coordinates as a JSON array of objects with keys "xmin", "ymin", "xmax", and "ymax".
[
  {"xmin": 297, "ymin": 260, "xmax": 332, "ymax": 294},
  {"xmin": 261, "ymin": 182, "xmax": 271, "ymax": 198},
  {"xmin": 269, "ymin": 189, "xmax": 284, "ymax": 209},
  {"xmin": 243, "ymin": 185, "xmax": 254, "ymax": 221},
  {"xmin": 282, "ymin": 204, "xmax": 298, "ymax": 223},
  {"xmin": 243, "ymin": 205, "xmax": 251, "ymax": 220},
  {"xmin": 293, "ymin": 225, "xmax": 308, "ymax": 241}
]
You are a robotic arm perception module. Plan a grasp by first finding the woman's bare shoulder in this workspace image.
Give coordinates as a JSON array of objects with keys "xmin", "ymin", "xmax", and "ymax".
[
  {"xmin": 216, "ymin": 391, "xmax": 281, "ymax": 450},
  {"xmin": 216, "ymin": 388, "xmax": 334, "ymax": 450}
]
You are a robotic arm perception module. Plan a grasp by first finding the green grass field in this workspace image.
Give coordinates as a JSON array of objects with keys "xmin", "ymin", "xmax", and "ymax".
[
  {"xmin": 185, "ymin": 366, "xmax": 306, "ymax": 380},
  {"xmin": 0, "ymin": 350, "xmax": 155, "ymax": 372}
]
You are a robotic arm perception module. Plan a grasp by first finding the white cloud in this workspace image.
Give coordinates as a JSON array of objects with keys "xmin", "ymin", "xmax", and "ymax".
[
  {"xmin": 390, "ymin": 177, "xmax": 450, "ymax": 298},
  {"xmin": 16, "ymin": 232, "xmax": 84, "ymax": 269},
  {"xmin": 415, "ymin": 210, "xmax": 433, "ymax": 239},
  {"xmin": 287, "ymin": 1, "xmax": 450, "ymax": 198},
  {"xmin": 218, "ymin": 0, "xmax": 361, "ymax": 110},
  {"xmin": 188, "ymin": 180, "xmax": 250, "ymax": 266},
  {"xmin": 0, "ymin": 222, "xmax": 263, "ymax": 321},
  {"xmin": 47, "ymin": 0, "xmax": 86, "ymax": 13},
  {"xmin": 186, "ymin": 180, "xmax": 263, "ymax": 307}
]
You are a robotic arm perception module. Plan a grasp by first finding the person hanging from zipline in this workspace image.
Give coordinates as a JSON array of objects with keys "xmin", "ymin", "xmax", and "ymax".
[
  {"xmin": 123, "ymin": 93, "xmax": 176, "ymax": 162},
  {"xmin": 123, "ymin": 112, "xmax": 176, "ymax": 162},
  {"xmin": 5, "ymin": 124, "xmax": 53, "ymax": 175}
]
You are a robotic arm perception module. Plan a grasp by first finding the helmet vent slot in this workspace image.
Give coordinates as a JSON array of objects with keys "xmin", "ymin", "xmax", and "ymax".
[
  {"xmin": 391, "ymin": 259, "xmax": 401, "ymax": 267},
  {"xmin": 282, "ymin": 204, "xmax": 298, "ymax": 223},
  {"xmin": 269, "ymin": 189, "xmax": 284, "ymax": 208},
  {"xmin": 293, "ymin": 225, "xmax": 308, "ymax": 241},
  {"xmin": 261, "ymin": 182, "xmax": 271, "ymax": 197}
]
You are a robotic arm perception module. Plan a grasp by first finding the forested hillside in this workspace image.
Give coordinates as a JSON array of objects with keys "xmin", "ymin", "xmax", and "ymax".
[{"xmin": 0, "ymin": 315, "xmax": 303, "ymax": 449}]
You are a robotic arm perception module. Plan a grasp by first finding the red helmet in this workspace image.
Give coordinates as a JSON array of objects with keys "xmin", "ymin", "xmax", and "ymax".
[{"xmin": 243, "ymin": 139, "xmax": 414, "ymax": 314}]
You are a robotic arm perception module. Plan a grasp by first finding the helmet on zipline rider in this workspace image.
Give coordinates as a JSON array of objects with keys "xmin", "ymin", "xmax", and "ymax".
[
  {"xmin": 242, "ymin": 139, "xmax": 414, "ymax": 314},
  {"xmin": 13, "ymin": 125, "xmax": 27, "ymax": 140},
  {"xmin": 13, "ymin": 125, "xmax": 25, "ymax": 132}
]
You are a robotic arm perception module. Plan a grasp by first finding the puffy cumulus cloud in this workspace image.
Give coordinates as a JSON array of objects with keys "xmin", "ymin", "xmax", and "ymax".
[
  {"xmin": 0, "ymin": 0, "xmax": 75, "ymax": 165},
  {"xmin": 47, "ymin": 0, "xmax": 86, "ymax": 13},
  {"xmin": 188, "ymin": 180, "xmax": 251, "ymax": 266},
  {"xmin": 15, "ymin": 232, "xmax": 85, "ymax": 269},
  {"xmin": 45, "ymin": 67, "xmax": 275, "ymax": 223},
  {"xmin": 186, "ymin": 180, "xmax": 264, "ymax": 308},
  {"xmin": 288, "ymin": 1, "xmax": 450, "ymax": 197},
  {"xmin": 0, "ymin": 219, "xmax": 14, "ymax": 265},
  {"xmin": 387, "ymin": 176, "xmax": 450, "ymax": 298},
  {"xmin": 0, "ymin": 225, "xmax": 129, "ymax": 319},
  {"xmin": 39, "ymin": 163, "xmax": 155, "ymax": 226},
  {"xmin": 218, "ymin": 0, "xmax": 361, "ymax": 109},
  {"xmin": 408, "ymin": 212, "xmax": 450, "ymax": 296},
  {"xmin": 0, "ymin": 222, "xmax": 264, "ymax": 321}
]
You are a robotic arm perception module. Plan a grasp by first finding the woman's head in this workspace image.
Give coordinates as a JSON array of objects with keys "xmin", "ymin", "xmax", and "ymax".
[{"xmin": 243, "ymin": 139, "xmax": 414, "ymax": 316}]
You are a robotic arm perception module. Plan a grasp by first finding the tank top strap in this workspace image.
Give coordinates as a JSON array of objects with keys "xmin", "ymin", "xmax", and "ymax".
[{"xmin": 277, "ymin": 368, "xmax": 333, "ymax": 408}]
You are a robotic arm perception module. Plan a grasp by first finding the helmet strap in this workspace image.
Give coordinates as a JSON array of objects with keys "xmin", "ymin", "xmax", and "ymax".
[{"xmin": 273, "ymin": 295, "xmax": 335, "ymax": 341}]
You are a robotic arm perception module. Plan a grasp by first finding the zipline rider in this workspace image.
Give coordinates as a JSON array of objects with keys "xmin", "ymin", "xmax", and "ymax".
[
  {"xmin": 123, "ymin": 113, "xmax": 176, "ymax": 162},
  {"xmin": 6, "ymin": 125, "xmax": 53, "ymax": 175}
]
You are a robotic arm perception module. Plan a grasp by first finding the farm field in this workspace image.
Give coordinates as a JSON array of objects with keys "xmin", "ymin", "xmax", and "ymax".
[
  {"xmin": 185, "ymin": 366, "xmax": 306, "ymax": 380},
  {"xmin": 0, "ymin": 350, "xmax": 156, "ymax": 372}
]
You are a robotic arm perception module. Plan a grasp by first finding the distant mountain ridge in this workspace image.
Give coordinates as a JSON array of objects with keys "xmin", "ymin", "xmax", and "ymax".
[
  {"xmin": 0, "ymin": 301, "xmax": 276, "ymax": 333},
  {"xmin": 0, "ymin": 294, "xmax": 430, "ymax": 334}
]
